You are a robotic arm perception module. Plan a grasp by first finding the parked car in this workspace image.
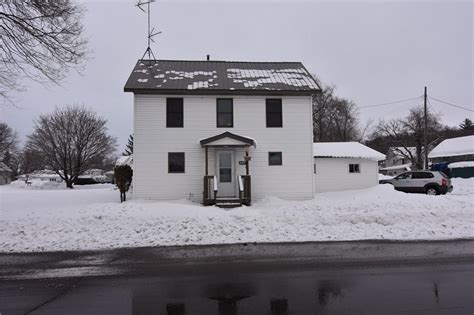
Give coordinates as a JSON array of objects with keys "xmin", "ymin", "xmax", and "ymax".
[{"xmin": 379, "ymin": 171, "xmax": 453, "ymax": 195}]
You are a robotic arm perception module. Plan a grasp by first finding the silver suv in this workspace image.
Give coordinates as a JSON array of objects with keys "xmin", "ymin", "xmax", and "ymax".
[{"xmin": 379, "ymin": 171, "xmax": 453, "ymax": 195}]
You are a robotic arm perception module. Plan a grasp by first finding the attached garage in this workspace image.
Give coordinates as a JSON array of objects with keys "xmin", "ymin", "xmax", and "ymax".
[{"xmin": 313, "ymin": 142, "xmax": 385, "ymax": 193}]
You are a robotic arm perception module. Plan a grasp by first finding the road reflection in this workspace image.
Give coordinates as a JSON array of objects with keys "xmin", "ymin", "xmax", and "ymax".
[
  {"xmin": 5, "ymin": 262, "xmax": 471, "ymax": 315},
  {"xmin": 127, "ymin": 264, "xmax": 473, "ymax": 315}
]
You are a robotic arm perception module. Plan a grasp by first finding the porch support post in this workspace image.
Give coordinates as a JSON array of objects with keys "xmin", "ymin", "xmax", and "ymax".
[
  {"xmin": 245, "ymin": 149, "xmax": 250, "ymax": 176},
  {"xmin": 205, "ymin": 146, "xmax": 209, "ymax": 176}
]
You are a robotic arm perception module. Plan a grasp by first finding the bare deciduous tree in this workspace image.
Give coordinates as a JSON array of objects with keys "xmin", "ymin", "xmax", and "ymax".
[
  {"xmin": 26, "ymin": 105, "xmax": 116, "ymax": 188},
  {"xmin": 373, "ymin": 106, "xmax": 442, "ymax": 169},
  {"xmin": 20, "ymin": 147, "xmax": 46, "ymax": 174},
  {"xmin": 0, "ymin": 122, "xmax": 18, "ymax": 155},
  {"xmin": 0, "ymin": 1, "xmax": 88, "ymax": 101},
  {"xmin": 312, "ymin": 77, "xmax": 360, "ymax": 142}
]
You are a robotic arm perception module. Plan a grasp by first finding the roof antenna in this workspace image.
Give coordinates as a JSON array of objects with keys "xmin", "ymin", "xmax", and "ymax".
[{"xmin": 136, "ymin": 0, "xmax": 161, "ymax": 61}]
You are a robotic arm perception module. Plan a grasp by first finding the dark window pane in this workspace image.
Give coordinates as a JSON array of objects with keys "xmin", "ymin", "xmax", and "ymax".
[
  {"xmin": 269, "ymin": 152, "xmax": 282, "ymax": 165},
  {"xmin": 219, "ymin": 168, "xmax": 231, "ymax": 182},
  {"xmin": 266, "ymin": 99, "xmax": 282, "ymax": 127},
  {"xmin": 413, "ymin": 172, "xmax": 434, "ymax": 179},
  {"xmin": 349, "ymin": 164, "xmax": 360, "ymax": 173},
  {"xmin": 217, "ymin": 99, "xmax": 233, "ymax": 127},
  {"xmin": 168, "ymin": 152, "xmax": 185, "ymax": 173},
  {"xmin": 396, "ymin": 172, "xmax": 412, "ymax": 179},
  {"xmin": 167, "ymin": 98, "xmax": 183, "ymax": 127}
]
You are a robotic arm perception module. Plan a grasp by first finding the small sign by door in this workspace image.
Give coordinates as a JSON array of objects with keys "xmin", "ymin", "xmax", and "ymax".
[{"xmin": 238, "ymin": 161, "xmax": 246, "ymax": 165}]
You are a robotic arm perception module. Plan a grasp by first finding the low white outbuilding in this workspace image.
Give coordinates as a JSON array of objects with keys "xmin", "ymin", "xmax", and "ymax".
[{"xmin": 313, "ymin": 142, "xmax": 385, "ymax": 193}]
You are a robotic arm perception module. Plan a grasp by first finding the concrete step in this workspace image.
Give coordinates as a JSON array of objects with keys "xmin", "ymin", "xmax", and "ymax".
[
  {"xmin": 215, "ymin": 198, "xmax": 242, "ymax": 208},
  {"xmin": 216, "ymin": 203, "xmax": 242, "ymax": 209}
]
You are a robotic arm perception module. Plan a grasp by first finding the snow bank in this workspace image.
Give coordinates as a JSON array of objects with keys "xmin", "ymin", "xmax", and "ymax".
[
  {"xmin": 378, "ymin": 174, "xmax": 394, "ymax": 180},
  {"xmin": 9, "ymin": 179, "xmax": 114, "ymax": 191},
  {"xmin": 0, "ymin": 180, "xmax": 473, "ymax": 252},
  {"xmin": 10, "ymin": 179, "xmax": 66, "ymax": 190}
]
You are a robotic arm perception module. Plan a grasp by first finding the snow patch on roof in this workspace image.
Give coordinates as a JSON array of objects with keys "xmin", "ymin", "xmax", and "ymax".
[
  {"xmin": 187, "ymin": 80, "xmax": 219, "ymax": 90},
  {"xmin": 227, "ymin": 68, "xmax": 318, "ymax": 90},
  {"xmin": 137, "ymin": 78, "xmax": 148, "ymax": 83},
  {"xmin": 428, "ymin": 135, "xmax": 474, "ymax": 158},
  {"xmin": 166, "ymin": 70, "xmax": 216, "ymax": 79},
  {"xmin": 314, "ymin": 142, "xmax": 386, "ymax": 161}
]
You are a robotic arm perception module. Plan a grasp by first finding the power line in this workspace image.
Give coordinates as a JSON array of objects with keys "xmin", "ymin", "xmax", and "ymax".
[
  {"xmin": 358, "ymin": 96, "xmax": 423, "ymax": 109},
  {"xmin": 428, "ymin": 96, "xmax": 474, "ymax": 113},
  {"xmin": 427, "ymin": 97, "xmax": 436, "ymax": 113}
]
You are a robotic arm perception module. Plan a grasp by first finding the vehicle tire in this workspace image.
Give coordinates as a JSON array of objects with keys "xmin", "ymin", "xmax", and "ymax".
[{"xmin": 425, "ymin": 186, "xmax": 439, "ymax": 196}]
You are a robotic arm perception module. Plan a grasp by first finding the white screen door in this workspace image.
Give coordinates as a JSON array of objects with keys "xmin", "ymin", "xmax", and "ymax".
[{"xmin": 216, "ymin": 151, "xmax": 235, "ymax": 197}]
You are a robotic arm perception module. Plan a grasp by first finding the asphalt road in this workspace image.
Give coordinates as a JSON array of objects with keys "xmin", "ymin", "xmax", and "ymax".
[{"xmin": 1, "ymin": 240, "xmax": 473, "ymax": 314}]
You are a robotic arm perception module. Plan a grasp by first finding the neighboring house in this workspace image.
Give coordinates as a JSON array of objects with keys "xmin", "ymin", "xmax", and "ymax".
[
  {"xmin": 313, "ymin": 142, "xmax": 385, "ymax": 193},
  {"xmin": 380, "ymin": 146, "xmax": 417, "ymax": 176},
  {"xmin": 0, "ymin": 162, "xmax": 12, "ymax": 185},
  {"xmin": 75, "ymin": 168, "xmax": 108, "ymax": 185},
  {"xmin": 124, "ymin": 59, "xmax": 320, "ymax": 206},
  {"xmin": 429, "ymin": 135, "xmax": 474, "ymax": 178},
  {"xmin": 428, "ymin": 135, "xmax": 474, "ymax": 164},
  {"xmin": 83, "ymin": 169, "xmax": 104, "ymax": 177},
  {"xmin": 18, "ymin": 169, "xmax": 63, "ymax": 183}
]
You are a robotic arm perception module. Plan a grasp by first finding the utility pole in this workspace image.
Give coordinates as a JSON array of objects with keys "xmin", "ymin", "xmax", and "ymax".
[{"xmin": 424, "ymin": 86, "xmax": 428, "ymax": 169}]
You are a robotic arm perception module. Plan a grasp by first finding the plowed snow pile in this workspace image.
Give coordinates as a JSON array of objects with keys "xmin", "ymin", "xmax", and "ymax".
[{"xmin": 1, "ymin": 179, "xmax": 473, "ymax": 252}]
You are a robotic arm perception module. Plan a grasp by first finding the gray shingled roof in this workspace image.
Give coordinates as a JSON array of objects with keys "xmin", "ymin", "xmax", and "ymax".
[{"xmin": 124, "ymin": 59, "xmax": 320, "ymax": 95}]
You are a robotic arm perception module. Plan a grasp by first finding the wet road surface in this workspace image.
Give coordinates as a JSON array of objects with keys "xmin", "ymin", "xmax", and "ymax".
[{"xmin": 1, "ymin": 241, "xmax": 473, "ymax": 314}]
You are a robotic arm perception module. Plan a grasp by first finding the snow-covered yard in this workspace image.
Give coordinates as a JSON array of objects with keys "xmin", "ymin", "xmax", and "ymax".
[{"xmin": 1, "ymin": 179, "xmax": 473, "ymax": 252}]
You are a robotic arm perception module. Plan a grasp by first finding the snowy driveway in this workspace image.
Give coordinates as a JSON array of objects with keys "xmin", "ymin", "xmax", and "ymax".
[{"xmin": 1, "ymin": 179, "xmax": 473, "ymax": 252}]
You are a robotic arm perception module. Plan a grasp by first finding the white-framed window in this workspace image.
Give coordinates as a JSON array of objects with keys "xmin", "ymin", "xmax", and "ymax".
[
  {"xmin": 349, "ymin": 163, "xmax": 360, "ymax": 173},
  {"xmin": 314, "ymin": 163, "xmax": 317, "ymax": 174}
]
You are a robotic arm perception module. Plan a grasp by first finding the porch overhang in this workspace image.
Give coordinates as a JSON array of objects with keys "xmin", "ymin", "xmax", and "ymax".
[{"xmin": 200, "ymin": 132, "xmax": 256, "ymax": 148}]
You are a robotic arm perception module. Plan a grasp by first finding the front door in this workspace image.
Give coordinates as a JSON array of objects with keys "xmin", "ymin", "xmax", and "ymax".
[{"xmin": 216, "ymin": 151, "xmax": 235, "ymax": 197}]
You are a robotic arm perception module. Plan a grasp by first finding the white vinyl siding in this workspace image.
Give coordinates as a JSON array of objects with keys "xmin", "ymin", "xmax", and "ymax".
[
  {"xmin": 313, "ymin": 158, "xmax": 379, "ymax": 193},
  {"xmin": 133, "ymin": 94, "xmax": 314, "ymax": 201}
]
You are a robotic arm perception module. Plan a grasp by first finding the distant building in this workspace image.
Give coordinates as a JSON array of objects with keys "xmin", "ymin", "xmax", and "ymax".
[
  {"xmin": 75, "ymin": 168, "xmax": 108, "ymax": 185},
  {"xmin": 428, "ymin": 135, "xmax": 474, "ymax": 163},
  {"xmin": 429, "ymin": 135, "xmax": 474, "ymax": 178},
  {"xmin": 380, "ymin": 146, "xmax": 417, "ymax": 176},
  {"xmin": 313, "ymin": 142, "xmax": 385, "ymax": 193},
  {"xmin": 18, "ymin": 169, "xmax": 63, "ymax": 183}
]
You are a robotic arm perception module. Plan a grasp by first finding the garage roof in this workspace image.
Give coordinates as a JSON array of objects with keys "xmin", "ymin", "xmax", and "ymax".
[{"xmin": 313, "ymin": 142, "xmax": 386, "ymax": 161}]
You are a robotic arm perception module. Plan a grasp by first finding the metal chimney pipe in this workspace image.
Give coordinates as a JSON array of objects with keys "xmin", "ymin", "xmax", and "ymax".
[{"xmin": 206, "ymin": 54, "xmax": 210, "ymax": 61}]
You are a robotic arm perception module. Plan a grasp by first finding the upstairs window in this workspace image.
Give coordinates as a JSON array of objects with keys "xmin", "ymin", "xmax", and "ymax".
[
  {"xmin": 166, "ymin": 98, "xmax": 183, "ymax": 128},
  {"xmin": 269, "ymin": 152, "xmax": 283, "ymax": 166},
  {"xmin": 266, "ymin": 99, "xmax": 282, "ymax": 127},
  {"xmin": 168, "ymin": 152, "xmax": 185, "ymax": 173},
  {"xmin": 217, "ymin": 99, "xmax": 233, "ymax": 128},
  {"xmin": 349, "ymin": 164, "xmax": 360, "ymax": 173}
]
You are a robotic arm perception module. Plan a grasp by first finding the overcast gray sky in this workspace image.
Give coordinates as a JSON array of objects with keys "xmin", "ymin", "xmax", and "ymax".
[{"xmin": 2, "ymin": 0, "xmax": 472, "ymax": 152}]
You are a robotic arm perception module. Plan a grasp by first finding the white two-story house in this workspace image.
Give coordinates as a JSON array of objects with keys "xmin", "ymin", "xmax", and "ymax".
[{"xmin": 124, "ymin": 59, "xmax": 320, "ymax": 207}]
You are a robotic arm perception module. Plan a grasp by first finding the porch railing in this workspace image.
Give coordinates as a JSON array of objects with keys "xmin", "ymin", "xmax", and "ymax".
[
  {"xmin": 239, "ymin": 175, "xmax": 251, "ymax": 206},
  {"xmin": 203, "ymin": 175, "xmax": 217, "ymax": 205}
]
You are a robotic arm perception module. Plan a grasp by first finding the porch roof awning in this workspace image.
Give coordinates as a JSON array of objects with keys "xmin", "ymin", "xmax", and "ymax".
[{"xmin": 200, "ymin": 132, "xmax": 256, "ymax": 148}]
